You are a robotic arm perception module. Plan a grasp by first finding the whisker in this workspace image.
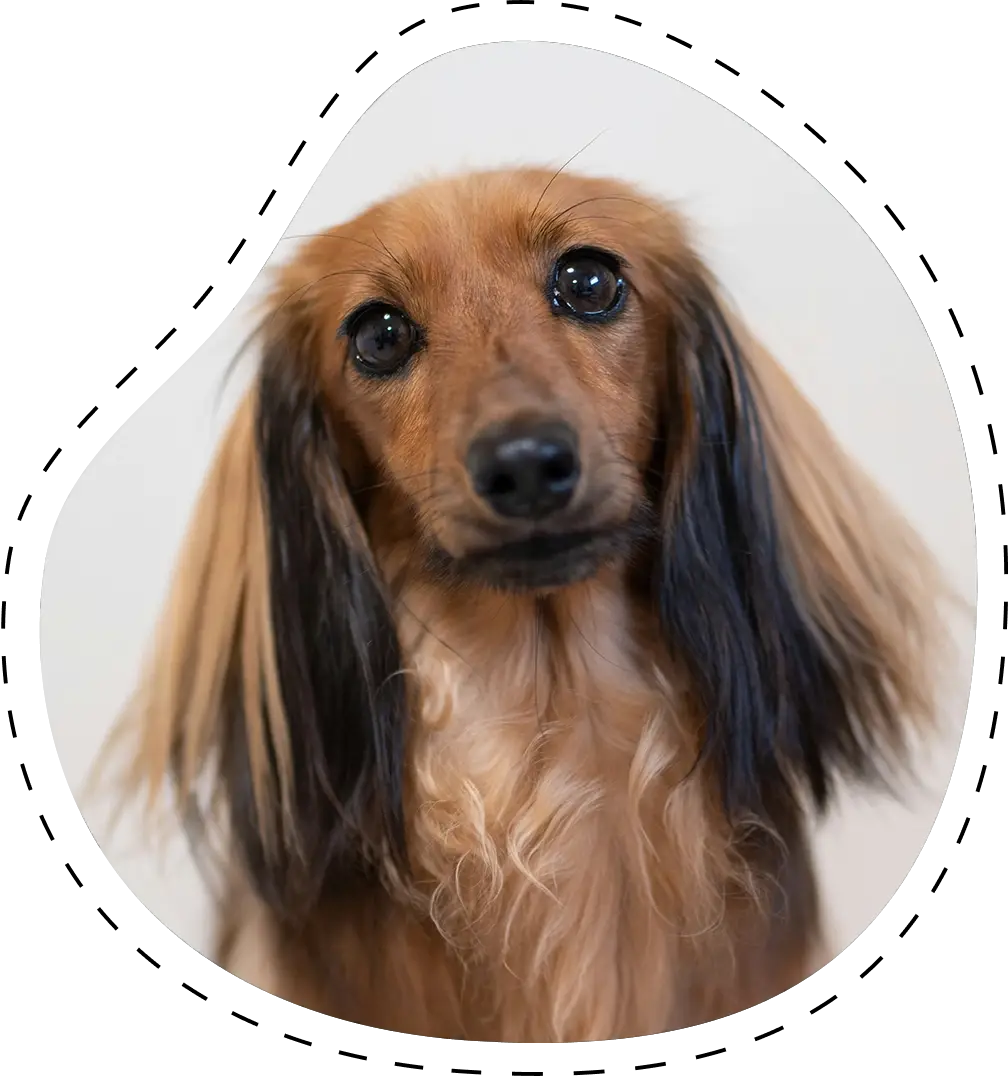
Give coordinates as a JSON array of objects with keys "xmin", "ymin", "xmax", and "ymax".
[
  {"xmin": 353, "ymin": 468, "xmax": 449, "ymax": 496},
  {"xmin": 533, "ymin": 599, "xmax": 546, "ymax": 734},
  {"xmin": 217, "ymin": 283, "xmax": 362, "ymax": 410},
  {"xmin": 371, "ymin": 229, "xmax": 412, "ymax": 282},
  {"xmin": 534, "ymin": 194, "xmax": 663, "ymax": 244},
  {"xmin": 257, "ymin": 266, "xmax": 372, "ymax": 339},
  {"xmin": 393, "ymin": 594, "xmax": 475, "ymax": 674},
  {"xmin": 214, "ymin": 324, "xmax": 265, "ymax": 413},
  {"xmin": 279, "ymin": 230, "xmax": 392, "ymax": 263},
  {"xmin": 565, "ymin": 608, "xmax": 639, "ymax": 677},
  {"xmin": 529, "ymin": 130, "xmax": 608, "ymax": 230}
]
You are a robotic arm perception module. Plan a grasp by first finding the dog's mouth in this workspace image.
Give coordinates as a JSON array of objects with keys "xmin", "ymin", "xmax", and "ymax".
[
  {"xmin": 481, "ymin": 530, "xmax": 601, "ymax": 562},
  {"xmin": 431, "ymin": 515, "xmax": 649, "ymax": 592}
]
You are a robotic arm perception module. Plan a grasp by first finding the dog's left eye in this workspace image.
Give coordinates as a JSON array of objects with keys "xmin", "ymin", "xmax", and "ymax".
[
  {"xmin": 551, "ymin": 248, "xmax": 626, "ymax": 321},
  {"xmin": 345, "ymin": 303, "xmax": 420, "ymax": 376}
]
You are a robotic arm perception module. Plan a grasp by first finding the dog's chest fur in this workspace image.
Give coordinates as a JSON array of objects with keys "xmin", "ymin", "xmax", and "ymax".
[
  {"xmin": 222, "ymin": 572, "xmax": 820, "ymax": 1043},
  {"xmin": 391, "ymin": 570, "xmax": 760, "ymax": 1041}
]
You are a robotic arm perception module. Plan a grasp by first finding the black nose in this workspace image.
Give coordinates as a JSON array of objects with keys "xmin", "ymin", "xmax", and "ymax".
[{"xmin": 466, "ymin": 419, "xmax": 581, "ymax": 520}]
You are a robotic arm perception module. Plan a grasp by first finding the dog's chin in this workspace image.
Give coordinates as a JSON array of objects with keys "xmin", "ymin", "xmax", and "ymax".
[{"xmin": 428, "ymin": 516, "xmax": 648, "ymax": 594}]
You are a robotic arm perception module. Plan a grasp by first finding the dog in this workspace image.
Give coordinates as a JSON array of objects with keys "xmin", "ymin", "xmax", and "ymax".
[{"xmin": 108, "ymin": 167, "xmax": 948, "ymax": 1042}]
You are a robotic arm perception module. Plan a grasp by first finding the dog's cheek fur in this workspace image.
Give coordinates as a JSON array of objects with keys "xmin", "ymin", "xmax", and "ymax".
[{"xmin": 653, "ymin": 270, "xmax": 945, "ymax": 825}]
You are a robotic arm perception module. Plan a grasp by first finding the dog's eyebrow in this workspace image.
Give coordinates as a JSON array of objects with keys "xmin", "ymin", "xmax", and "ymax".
[
  {"xmin": 524, "ymin": 214, "xmax": 632, "ymax": 272},
  {"xmin": 335, "ymin": 266, "xmax": 428, "ymax": 335},
  {"xmin": 365, "ymin": 267, "xmax": 411, "ymax": 299},
  {"xmin": 334, "ymin": 267, "xmax": 419, "ymax": 316},
  {"xmin": 526, "ymin": 211, "xmax": 580, "ymax": 252}
]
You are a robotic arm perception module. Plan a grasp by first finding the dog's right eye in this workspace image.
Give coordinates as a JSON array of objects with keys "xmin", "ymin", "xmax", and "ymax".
[{"xmin": 344, "ymin": 303, "xmax": 420, "ymax": 377}]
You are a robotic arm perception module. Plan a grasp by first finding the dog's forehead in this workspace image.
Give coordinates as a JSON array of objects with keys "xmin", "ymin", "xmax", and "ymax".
[
  {"xmin": 362, "ymin": 170, "xmax": 662, "ymax": 271},
  {"xmin": 279, "ymin": 170, "xmax": 685, "ymax": 330}
]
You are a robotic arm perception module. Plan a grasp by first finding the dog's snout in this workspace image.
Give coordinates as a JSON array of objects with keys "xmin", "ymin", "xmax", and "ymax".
[{"xmin": 466, "ymin": 419, "xmax": 581, "ymax": 520}]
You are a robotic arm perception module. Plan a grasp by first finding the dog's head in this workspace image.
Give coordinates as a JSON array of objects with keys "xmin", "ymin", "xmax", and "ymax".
[
  {"xmin": 119, "ymin": 169, "xmax": 946, "ymax": 919},
  {"xmin": 259, "ymin": 170, "xmax": 698, "ymax": 593}
]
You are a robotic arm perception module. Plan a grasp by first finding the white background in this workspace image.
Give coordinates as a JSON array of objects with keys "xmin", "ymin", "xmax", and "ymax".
[{"xmin": 37, "ymin": 33, "xmax": 976, "ymax": 976}]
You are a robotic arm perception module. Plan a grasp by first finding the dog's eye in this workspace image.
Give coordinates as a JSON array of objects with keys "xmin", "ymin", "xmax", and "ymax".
[
  {"xmin": 346, "ymin": 303, "xmax": 419, "ymax": 376},
  {"xmin": 551, "ymin": 248, "xmax": 625, "ymax": 321}
]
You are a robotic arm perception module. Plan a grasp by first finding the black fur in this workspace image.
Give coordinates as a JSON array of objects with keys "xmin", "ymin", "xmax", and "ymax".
[
  {"xmin": 224, "ymin": 331, "xmax": 408, "ymax": 921},
  {"xmin": 652, "ymin": 278, "xmax": 891, "ymax": 825}
]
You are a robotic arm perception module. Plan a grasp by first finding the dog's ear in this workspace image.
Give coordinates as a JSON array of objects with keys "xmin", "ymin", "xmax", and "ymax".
[
  {"xmin": 114, "ymin": 309, "xmax": 408, "ymax": 921},
  {"xmin": 651, "ymin": 265, "xmax": 946, "ymax": 823}
]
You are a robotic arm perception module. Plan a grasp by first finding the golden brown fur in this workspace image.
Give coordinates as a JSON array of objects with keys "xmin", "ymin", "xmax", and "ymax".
[{"xmin": 104, "ymin": 169, "xmax": 947, "ymax": 1042}]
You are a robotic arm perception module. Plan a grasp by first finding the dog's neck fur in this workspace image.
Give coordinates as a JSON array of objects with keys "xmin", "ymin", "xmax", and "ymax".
[{"xmin": 378, "ymin": 552, "xmax": 785, "ymax": 1041}]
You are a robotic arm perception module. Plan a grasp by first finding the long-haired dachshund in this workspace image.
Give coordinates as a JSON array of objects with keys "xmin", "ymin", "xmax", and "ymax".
[{"xmin": 109, "ymin": 167, "xmax": 947, "ymax": 1042}]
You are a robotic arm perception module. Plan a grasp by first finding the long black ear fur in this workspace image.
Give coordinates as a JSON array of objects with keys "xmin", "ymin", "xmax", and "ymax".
[
  {"xmin": 652, "ymin": 279, "xmax": 901, "ymax": 825},
  {"xmin": 224, "ymin": 338, "xmax": 409, "ymax": 919}
]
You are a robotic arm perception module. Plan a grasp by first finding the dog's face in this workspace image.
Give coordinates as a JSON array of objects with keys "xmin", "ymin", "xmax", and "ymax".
[{"xmin": 266, "ymin": 170, "xmax": 699, "ymax": 590}]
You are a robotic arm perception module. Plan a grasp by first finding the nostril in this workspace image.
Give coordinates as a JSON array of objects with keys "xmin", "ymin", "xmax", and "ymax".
[
  {"xmin": 542, "ymin": 458, "xmax": 572, "ymax": 492},
  {"xmin": 541, "ymin": 450, "xmax": 577, "ymax": 488},
  {"xmin": 487, "ymin": 472, "xmax": 518, "ymax": 498}
]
